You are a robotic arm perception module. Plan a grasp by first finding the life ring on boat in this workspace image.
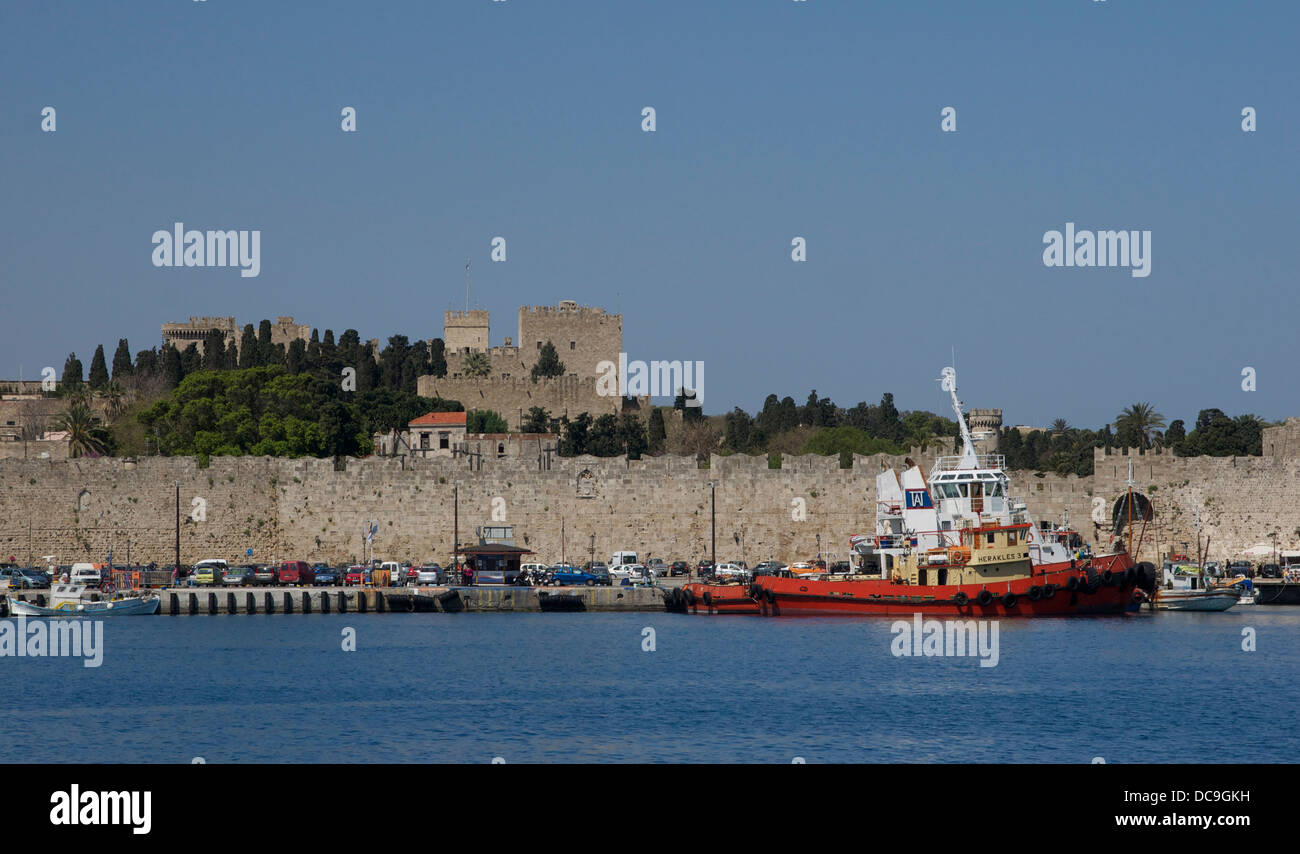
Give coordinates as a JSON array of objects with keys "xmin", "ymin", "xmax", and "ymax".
[
  {"xmin": 1027, "ymin": 585, "xmax": 1043, "ymax": 601},
  {"xmin": 1041, "ymin": 583, "xmax": 1056, "ymax": 599},
  {"xmin": 952, "ymin": 591, "xmax": 969, "ymax": 606},
  {"xmin": 1066, "ymin": 576, "xmax": 1080, "ymax": 592},
  {"xmin": 976, "ymin": 590, "xmax": 993, "ymax": 607},
  {"xmin": 99, "ymin": 581, "xmax": 116, "ymax": 595},
  {"xmin": 949, "ymin": 548, "xmax": 969, "ymax": 565},
  {"xmin": 1001, "ymin": 592, "xmax": 1017, "ymax": 608}
]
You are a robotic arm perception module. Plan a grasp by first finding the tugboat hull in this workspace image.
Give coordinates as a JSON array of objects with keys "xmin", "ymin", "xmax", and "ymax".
[{"xmin": 671, "ymin": 555, "xmax": 1145, "ymax": 617}]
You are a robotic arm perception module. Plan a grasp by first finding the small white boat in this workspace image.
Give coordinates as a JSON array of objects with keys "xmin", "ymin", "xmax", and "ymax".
[
  {"xmin": 6, "ymin": 583, "xmax": 159, "ymax": 617},
  {"xmin": 1213, "ymin": 575, "xmax": 1257, "ymax": 605},
  {"xmin": 1152, "ymin": 564, "xmax": 1239, "ymax": 611}
]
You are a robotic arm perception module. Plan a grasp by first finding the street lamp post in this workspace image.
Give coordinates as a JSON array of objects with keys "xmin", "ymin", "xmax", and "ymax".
[{"xmin": 708, "ymin": 481, "xmax": 716, "ymax": 568}]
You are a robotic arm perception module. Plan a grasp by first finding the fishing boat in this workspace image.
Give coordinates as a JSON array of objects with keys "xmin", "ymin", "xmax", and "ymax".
[
  {"xmin": 1151, "ymin": 565, "xmax": 1239, "ymax": 611},
  {"xmin": 667, "ymin": 367, "xmax": 1153, "ymax": 617},
  {"xmin": 6, "ymin": 583, "xmax": 159, "ymax": 617}
]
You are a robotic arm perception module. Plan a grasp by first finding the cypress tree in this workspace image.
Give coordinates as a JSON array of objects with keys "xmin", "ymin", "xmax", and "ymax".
[
  {"xmin": 87, "ymin": 345, "xmax": 110, "ymax": 389},
  {"xmin": 111, "ymin": 339, "xmax": 133, "ymax": 379}
]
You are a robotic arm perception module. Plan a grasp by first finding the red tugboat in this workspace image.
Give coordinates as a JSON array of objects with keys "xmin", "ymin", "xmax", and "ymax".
[{"xmin": 664, "ymin": 367, "xmax": 1155, "ymax": 617}]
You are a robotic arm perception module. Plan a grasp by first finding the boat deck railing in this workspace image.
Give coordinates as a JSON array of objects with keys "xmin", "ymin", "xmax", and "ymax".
[{"xmin": 932, "ymin": 453, "xmax": 1006, "ymax": 472}]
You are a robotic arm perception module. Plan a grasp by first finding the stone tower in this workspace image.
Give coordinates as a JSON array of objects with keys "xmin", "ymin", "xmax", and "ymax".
[{"xmin": 444, "ymin": 310, "xmax": 491, "ymax": 355}]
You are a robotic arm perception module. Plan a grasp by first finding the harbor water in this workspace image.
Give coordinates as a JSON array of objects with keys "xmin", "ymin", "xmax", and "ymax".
[{"xmin": 5, "ymin": 610, "xmax": 1298, "ymax": 763}]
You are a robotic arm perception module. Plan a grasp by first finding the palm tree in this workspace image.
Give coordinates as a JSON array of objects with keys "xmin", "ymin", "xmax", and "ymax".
[
  {"xmin": 1116, "ymin": 403, "xmax": 1166, "ymax": 449},
  {"xmin": 1050, "ymin": 418, "xmax": 1070, "ymax": 436},
  {"xmin": 53, "ymin": 402, "xmax": 109, "ymax": 458},
  {"xmin": 463, "ymin": 351, "xmax": 491, "ymax": 378},
  {"xmin": 101, "ymin": 381, "xmax": 128, "ymax": 420}
]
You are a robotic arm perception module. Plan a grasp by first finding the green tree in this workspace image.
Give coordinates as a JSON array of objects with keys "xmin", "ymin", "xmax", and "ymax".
[
  {"xmin": 87, "ymin": 345, "xmax": 110, "ymax": 389},
  {"xmin": 111, "ymin": 339, "xmax": 133, "ymax": 379},
  {"xmin": 558, "ymin": 413, "xmax": 592, "ymax": 456},
  {"xmin": 466, "ymin": 410, "xmax": 509, "ymax": 433},
  {"xmin": 619, "ymin": 413, "xmax": 648, "ymax": 460},
  {"xmin": 428, "ymin": 338, "xmax": 447, "ymax": 378},
  {"xmin": 463, "ymin": 351, "xmax": 491, "ymax": 378},
  {"xmin": 61, "ymin": 353, "xmax": 84, "ymax": 389},
  {"xmin": 54, "ymin": 402, "xmax": 111, "ymax": 458},
  {"xmin": 1115, "ymin": 402, "xmax": 1165, "ymax": 449},
  {"xmin": 521, "ymin": 406, "xmax": 552, "ymax": 433},
  {"xmin": 531, "ymin": 340, "xmax": 566, "ymax": 381},
  {"xmin": 161, "ymin": 345, "xmax": 183, "ymax": 389},
  {"xmin": 587, "ymin": 413, "xmax": 622, "ymax": 456},
  {"xmin": 648, "ymin": 408, "xmax": 667, "ymax": 454},
  {"xmin": 238, "ymin": 324, "xmax": 258, "ymax": 369}
]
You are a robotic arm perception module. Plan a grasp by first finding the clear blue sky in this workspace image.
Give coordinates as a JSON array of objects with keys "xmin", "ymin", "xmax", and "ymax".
[{"xmin": 2, "ymin": 1, "xmax": 1296, "ymax": 429}]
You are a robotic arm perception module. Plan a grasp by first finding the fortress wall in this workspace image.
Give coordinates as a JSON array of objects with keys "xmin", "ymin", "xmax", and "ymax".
[{"xmin": 3, "ymin": 444, "xmax": 1297, "ymax": 569}]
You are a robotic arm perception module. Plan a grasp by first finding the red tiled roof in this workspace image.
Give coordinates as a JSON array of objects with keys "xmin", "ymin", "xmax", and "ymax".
[{"xmin": 409, "ymin": 411, "xmax": 467, "ymax": 427}]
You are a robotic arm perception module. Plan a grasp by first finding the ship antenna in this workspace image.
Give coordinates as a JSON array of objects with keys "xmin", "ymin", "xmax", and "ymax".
[{"xmin": 940, "ymin": 366, "xmax": 978, "ymax": 468}]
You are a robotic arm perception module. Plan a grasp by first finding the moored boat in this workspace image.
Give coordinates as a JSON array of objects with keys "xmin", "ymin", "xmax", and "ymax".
[
  {"xmin": 6, "ymin": 583, "xmax": 160, "ymax": 617},
  {"xmin": 670, "ymin": 367, "xmax": 1153, "ymax": 618}
]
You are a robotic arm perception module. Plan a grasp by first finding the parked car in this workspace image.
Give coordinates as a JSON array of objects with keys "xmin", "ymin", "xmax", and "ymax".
[
  {"xmin": 610, "ymin": 563, "xmax": 640, "ymax": 582},
  {"xmin": 646, "ymin": 558, "xmax": 667, "ymax": 575},
  {"xmin": 278, "ymin": 560, "xmax": 315, "ymax": 586},
  {"xmin": 752, "ymin": 561, "xmax": 783, "ymax": 577},
  {"xmin": 586, "ymin": 565, "xmax": 612, "ymax": 586},
  {"xmin": 312, "ymin": 566, "xmax": 342, "ymax": 586},
  {"xmin": 344, "ymin": 565, "xmax": 369, "ymax": 586},
  {"xmin": 1226, "ymin": 560, "xmax": 1254, "ymax": 578},
  {"xmin": 414, "ymin": 564, "xmax": 444, "ymax": 585},
  {"xmin": 549, "ymin": 564, "xmax": 602, "ymax": 586},
  {"xmin": 192, "ymin": 559, "xmax": 229, "ymax": 587},
  {"xmin": 3, "ymin": 566, "xmax": 51, "ymax": 589},
  {"xmin": 249, "ymin": 564, "xmax": 279, "ymax": 586},
  {"xmin": 696, "ymin": 560, "xmax": 715, "ymax": 577},
  {"xmin": 713, "ymin": 562, "xmax": 748, "ymax": 580},
  {"xmin": 669, "ymin": 560, "xmax": 690, "ymax": 577},
  {"xmin": 70, "ymin": 562, "xmax": 106, "ymax": 586},
  {"xmin": 1258, "ymin": 563, "xmax": 1281, "ymax": 578},
  {"xmin": 222, "ymin": 565, "xmax": 255, "ymax": 586}
]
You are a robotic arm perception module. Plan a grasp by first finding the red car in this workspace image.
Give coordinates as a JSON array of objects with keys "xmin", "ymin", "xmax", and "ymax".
[
  {"xmin": 344, "ymin": 565, "xmax": 368, "ymax": 586},
  {"xmin": 278, "ymin": 560, "xmax": 315, "ymax": 586}
]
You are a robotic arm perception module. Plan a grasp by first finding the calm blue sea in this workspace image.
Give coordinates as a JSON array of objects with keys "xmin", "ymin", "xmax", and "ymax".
[{"xmin": 3, "ymin": 610, "xmax": 1297, "ymax": 763}]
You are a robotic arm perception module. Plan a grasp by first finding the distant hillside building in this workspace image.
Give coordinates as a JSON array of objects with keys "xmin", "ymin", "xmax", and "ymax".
[
  {"xmin": 160, "ymin": 315, "xmax": 311, "ymax": 355},
  {"xmin": 424, "ymin": 301, "xmax": 637, "ymax": 430}
]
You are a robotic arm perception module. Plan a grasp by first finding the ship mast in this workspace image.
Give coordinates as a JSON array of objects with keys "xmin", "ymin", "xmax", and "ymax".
[
  {"xmin": 940, "ymin": 367, "xmax": 978, "ymax": 469},
  {"xmin": 1126, "ymin": 459, "xmax": 1135, "ymax": 556}
]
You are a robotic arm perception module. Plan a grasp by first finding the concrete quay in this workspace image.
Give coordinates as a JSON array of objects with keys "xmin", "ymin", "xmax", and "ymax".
[{"xmin": 1, "ymin": 585, "xmax": 670, "ymax": 616}]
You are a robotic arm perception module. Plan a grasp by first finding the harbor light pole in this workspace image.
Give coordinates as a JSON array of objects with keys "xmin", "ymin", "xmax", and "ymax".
[
  {"xmin": 174, "ymin": 482, "xmax": 181, "ymax": 572},
  {"xmin": 708, "ymin": 481, "xmax": 716, "ymax": 568}
]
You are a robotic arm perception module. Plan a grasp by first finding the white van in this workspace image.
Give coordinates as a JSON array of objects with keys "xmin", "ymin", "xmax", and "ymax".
[
  {"xmin": 69, "ymin": 562, "xmax": 104, "ymax": 586},
  {"xmin": 610, "ymin": 551, "xmax": 638, "ymax": 567}
]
